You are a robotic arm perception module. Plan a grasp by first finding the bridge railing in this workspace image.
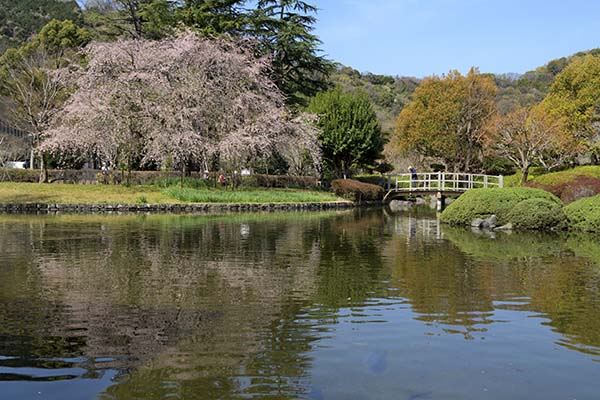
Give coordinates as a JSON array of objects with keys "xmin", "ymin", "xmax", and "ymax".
[{"xmin": 385, "ymin": 172, "xmax": 503, "ymax": 192}]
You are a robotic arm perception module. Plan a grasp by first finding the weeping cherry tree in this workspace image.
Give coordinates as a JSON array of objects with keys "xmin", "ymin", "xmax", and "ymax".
[{"xmin": 42, "ymin": 31, "xmax": 321, "ymax": 181}]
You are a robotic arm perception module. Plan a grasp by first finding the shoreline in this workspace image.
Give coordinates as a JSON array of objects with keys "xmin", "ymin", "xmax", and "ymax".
[{"xmin": 0, "ymin": 201, "xmax": 370, "ymax": 215}]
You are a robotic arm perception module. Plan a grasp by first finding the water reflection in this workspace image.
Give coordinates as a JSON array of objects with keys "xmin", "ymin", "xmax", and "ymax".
[{"xmin": 0, "ymin": 210, "xmax": 599, "ymax": 399}]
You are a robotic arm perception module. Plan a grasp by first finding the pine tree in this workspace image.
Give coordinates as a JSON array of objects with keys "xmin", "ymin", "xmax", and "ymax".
[
  {"xmin": 176, "ymin": 0, "xmax": 248, "ymax": 36},
  {"xmin": 251, "ymin": 0, "xmax": 332, "ymax": 107}
]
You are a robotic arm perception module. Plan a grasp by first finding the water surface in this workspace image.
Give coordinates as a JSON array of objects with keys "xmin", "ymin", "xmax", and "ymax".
[{"xmin": 1, "ymin": 210, "xmax": 599, "ymax": 399}]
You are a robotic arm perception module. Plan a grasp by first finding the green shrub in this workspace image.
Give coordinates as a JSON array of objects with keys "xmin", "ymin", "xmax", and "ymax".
[
  {"xmin": 482, "ymin": 156, "xmax": 515, "ymax": 176},
  {"xmin": 0, "ymin": 168, "xmax": 42, "ymax": 182},
  {"xmin": 503, "ymin": 172, "xmax": 525, "ymax": 188},
  {"xmin": 330, "ymin": 179, "xmax": 384, "ymax": 202},
  {"xmin": 440, "ymin": 187, "xmax": 561, "ymax": 226},
  {"xmin": 506, "ymin": 198, "xmax": 567, "ymax": 230},
  {"xmin": 564, "ymin": 195, "xmax": 600, "ymax": 232}
]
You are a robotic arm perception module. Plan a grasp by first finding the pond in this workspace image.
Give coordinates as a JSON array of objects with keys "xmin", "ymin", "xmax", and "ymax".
[{"xmin": 0, "ymin": 210, "xmax": 599, "ymax": 399}]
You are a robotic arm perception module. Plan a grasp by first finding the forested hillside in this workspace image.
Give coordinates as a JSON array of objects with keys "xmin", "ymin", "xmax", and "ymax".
[
  {"xmin": 332, "ymin": 48, "xmax": 600, "ymax": 135},
  {"xmin": 0, "ymin": 0, "xmax": 82, "ymax": 54},
  {"xmin": 330, "ymin": 65, "xmax": 419, "ymax": 134}
]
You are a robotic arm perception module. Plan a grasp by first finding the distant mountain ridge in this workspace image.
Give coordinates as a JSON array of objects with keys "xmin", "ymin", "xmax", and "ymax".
[{"xmin": 331, "ymin": 48, "xmax": 600, "ymax": 133}]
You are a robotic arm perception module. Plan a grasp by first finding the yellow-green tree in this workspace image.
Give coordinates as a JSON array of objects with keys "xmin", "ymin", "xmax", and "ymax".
[
  {"xmin": 540, "ymin": 55, "xmax": 600, "ymax": 158},
  {"xmin": 394, "ymin": 68, "xmax": 497, "ymax": 171}
]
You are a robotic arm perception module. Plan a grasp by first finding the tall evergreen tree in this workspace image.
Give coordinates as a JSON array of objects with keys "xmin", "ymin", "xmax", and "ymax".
[
  {"xmin": 175, "ymin": 0, "xmax": 247, "ymax": 36},
  {"xmin": 251, "ymin": 0, "xmax": 332, "ymax": 106},
  {"xmin": 83, "ymin": 0, "xmax": 176, "ymax": 40}
]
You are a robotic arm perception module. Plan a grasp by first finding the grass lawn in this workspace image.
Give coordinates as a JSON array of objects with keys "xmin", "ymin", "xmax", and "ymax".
[
  {"xmin": 527, "ymin": 166, "xmax": 600, "ymax": 186},
  {"xmin": 162, "ymin": 186, "xmax": 341, "ymax": 203},
  {"xmin": 0, "ymin": 182, "xmax": 343, "ymax": 204},
  {"xmin": 505, "ymin": 166, "xmax": 600, "ymax": 187}
]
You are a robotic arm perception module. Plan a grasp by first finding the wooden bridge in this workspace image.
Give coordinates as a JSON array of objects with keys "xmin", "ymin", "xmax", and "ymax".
[{"xmin": 384, "ymin": 172, "xmax": 504, "ymax": 210}]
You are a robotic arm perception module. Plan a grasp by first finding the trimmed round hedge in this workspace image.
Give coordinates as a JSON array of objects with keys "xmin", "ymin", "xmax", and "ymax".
[
  {"xmin": 440, "ymin": 187, "xmax": 562, "ymax": 226},
  {"xmin": 564, "ymin": 194, "xmax": 600, "ymax": 232},
  {"xmin": 506, "ymin": 198, "xmax": 566, "ymax": 230},
  {"xmin": 331, "ymin": 179, "xmax": 384, "ymax": 202}
]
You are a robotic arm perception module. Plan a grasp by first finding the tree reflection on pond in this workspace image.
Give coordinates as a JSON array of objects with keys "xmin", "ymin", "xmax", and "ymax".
[{"xmin": 0, "ymin": 210, "xmax": 599, "ymax": 399}]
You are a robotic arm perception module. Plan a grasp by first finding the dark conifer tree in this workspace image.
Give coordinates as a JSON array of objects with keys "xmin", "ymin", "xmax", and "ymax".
[{"xmin": 250, "ymin": 0, "xmax": 332, "ymax": 106}]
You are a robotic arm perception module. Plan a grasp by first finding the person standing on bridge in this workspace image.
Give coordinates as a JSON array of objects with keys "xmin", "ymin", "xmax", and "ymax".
[{"xmin": 409, "ymin": 166, "xmax": 418, "ymax": 188}]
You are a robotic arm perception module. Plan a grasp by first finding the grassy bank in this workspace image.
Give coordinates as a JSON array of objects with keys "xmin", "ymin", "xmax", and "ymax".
[
  {"xmin": 440, "ymin": 187, "xmax": 600, "ymax": 232},
  {"xmin": 0, "ymin": 182, "xmax": 343, "ymax": 205},
  {"xmin": 504, "ymin": 166, "xmax": 600, "ymax": 204},
  {"xmin": 505, "ymin": 166, "xmax": 600, "ymax": 187},
  {"xmin": 162, "ymin": 186, "xmax": 341, "ymax": 203}
]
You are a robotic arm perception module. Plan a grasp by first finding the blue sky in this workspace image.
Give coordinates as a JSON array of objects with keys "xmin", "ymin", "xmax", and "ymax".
[
  {"xmin": 312, "ymin": 0, "xmax": 600, "ymax": 77},
  {"xmin": 75, "ymin": 0, "xmax": 600, "ymax": 77}
]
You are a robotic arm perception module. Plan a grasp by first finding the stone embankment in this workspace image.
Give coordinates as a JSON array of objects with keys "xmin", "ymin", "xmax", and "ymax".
[{"xmin": 0, "ymin": 201, "xmax": 358, "ymax": 214}]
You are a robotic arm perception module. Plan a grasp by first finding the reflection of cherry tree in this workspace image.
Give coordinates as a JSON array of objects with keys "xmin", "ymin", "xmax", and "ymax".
[{"xmin": 42, "ymin": 32, "xmax": 321, "ymax": 176}]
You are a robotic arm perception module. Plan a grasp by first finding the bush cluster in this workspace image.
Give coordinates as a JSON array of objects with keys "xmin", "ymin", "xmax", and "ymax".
[
  {"xmin": 506, "ymin": 198, "xmax": 567, "ymax": 230},
  {"xmin": 331, "ymin": 179, "xmax": 384, "ymax": 202},
  {"xmin": 564, "ymin": 195, "xmax": 600, "ymax": 232},
  {"xmin": 440, "ymin": 187, "xmax": 561, "ymax": 226},
  {"xmin": 1, "ymin": 168, "xmax": 100, "ymax": 183},
  {"xmin": 441, "ymin": 187, "xmax": 600, "ymax": 232},
  {"xmin": 0, "ymin": 168, "xmax": 39, "ymax": 182}
]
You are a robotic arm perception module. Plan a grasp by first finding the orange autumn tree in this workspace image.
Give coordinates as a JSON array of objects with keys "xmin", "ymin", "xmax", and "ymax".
[
  {"xmin": 485, "ymin": 106, "xmax": 579, "ymax": 185},
  {"xmin": 394, "ymin": 68, "xmax": 497, "ymax": 171}
]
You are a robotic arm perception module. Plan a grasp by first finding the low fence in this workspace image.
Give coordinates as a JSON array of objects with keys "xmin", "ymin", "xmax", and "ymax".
[
  {"xmin": 0, "ymin": 168, "xmax": 321, "ymax": 189},
  {"xmin": 0, "ymin": 120, "xmax": 30, "ymax": 142}
]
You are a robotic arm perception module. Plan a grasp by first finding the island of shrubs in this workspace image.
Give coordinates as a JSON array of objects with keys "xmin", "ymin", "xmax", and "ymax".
[{"xmin": 440, "ymin": 187, "xmax": 600, "ymax": 232}]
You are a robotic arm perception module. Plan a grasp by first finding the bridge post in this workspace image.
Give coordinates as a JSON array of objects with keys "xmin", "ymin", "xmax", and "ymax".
[{"xmin": 436, "ymin": 191, "xmax": 446, "ymax": 212}]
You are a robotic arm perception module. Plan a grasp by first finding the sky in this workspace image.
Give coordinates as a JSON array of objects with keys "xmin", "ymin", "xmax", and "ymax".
[
  {"xmin": 75, "ymin": 0, "xmax": 600, "ymax": 77},
  {"xmin": 312, "ymin": 0, "xmax": 600, "ymax": 77}
]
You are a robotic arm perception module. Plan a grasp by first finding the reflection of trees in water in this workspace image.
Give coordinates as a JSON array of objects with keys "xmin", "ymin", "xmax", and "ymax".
[
  {"xmin": 0, "ymin": 211, "xmax": 390, "ymax": 399},
  {"xmin": 383, "ymin": 216, "xmax": 496, "ymax": 339},
  {"xmin": 440, "ymin": 226, "xmax": 600, "ymax": 354},
  {"xmin": 379, "ymin": 216, "xmax": 600, "ymax": 350},
  {"xmin": 2, "ymin": 212, "xmax": 600, "ymax": 397},
  {"xmin": 310, "ymin": 210, "xmax": 390, "ymax": 310}
]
